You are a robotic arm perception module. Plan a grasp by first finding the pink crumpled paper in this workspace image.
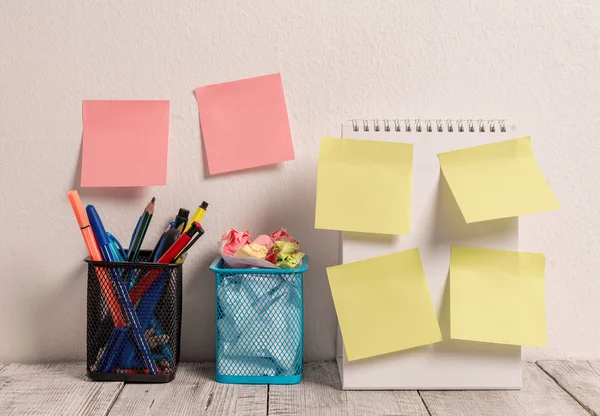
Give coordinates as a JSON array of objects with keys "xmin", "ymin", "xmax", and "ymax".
[
  {"xmin": 270, "ymin": 228, "xmax": 298, "ymax": 244},
  {"xmin": 220, "ymin": 228, "xmax": 303, "ymax": 269},
  {"xmin": 265, "ymin": 247, "xmax": 280, "ymax": 264},
  {"xmin": 252, "ymin": 234, "xmax": 276, "ymax": 251},
  {"xmin": 220, "ymin": 229, "xmax": 251, "ymax": 256}
]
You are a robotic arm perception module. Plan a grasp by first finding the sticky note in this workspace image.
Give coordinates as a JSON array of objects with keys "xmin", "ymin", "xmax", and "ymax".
[
  {"xmin": 438, "ymin": 136, "xmax": 559, "ymax": 223},
  {"xmin": 450, "ymin": 246, "xmax": 547, "ymax": 347},
  {"xmin": 315, "ymin": 137, "xmax": 413, "ymax": 235},
  {"xmin": 327, "ymin": 249, "xmax": 442, "ymax": 361},
  {"xmin": 81, "ymin": 100, "xmax": 170, "ymax": 187},
  {"xmin": 194, "ymin": 73, "xmax": 295, "ymax": 175}
]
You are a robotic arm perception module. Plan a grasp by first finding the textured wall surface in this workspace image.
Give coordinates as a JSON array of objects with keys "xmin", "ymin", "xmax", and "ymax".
[{"xmin": 0, "ymin": 0, "xmax": 599, "ymax": 363}]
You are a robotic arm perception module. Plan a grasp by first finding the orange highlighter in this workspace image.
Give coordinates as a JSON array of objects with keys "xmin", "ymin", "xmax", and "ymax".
[{"xmin": 68, "ymin": 190, "xmax": 125, "ymax": 327}]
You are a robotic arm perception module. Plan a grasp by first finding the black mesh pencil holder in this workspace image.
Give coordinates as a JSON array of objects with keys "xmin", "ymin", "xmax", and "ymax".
[{"xmin": 85, "ymin": 250, "xmax": 182, "ymax": 382}]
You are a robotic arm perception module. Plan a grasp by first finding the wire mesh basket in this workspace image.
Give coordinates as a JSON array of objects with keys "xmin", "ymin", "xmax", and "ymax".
[
  {"xmin": 210, "ymin": 256, "xmax": 307, "ymax": 384},
  {"xmin": 86, "ymin": 250, "xmax": 182, "ymax": 382}
]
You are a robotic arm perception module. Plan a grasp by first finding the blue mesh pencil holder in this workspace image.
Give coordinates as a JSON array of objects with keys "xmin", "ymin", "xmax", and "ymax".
[{"xmin": 209, "ymin": 256, "xmax": 307, "ymax": 385}]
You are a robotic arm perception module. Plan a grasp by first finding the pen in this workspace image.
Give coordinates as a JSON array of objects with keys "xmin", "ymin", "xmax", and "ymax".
[
  {"xmin": 178, "ymin": 201, "xmax": 208, "ymax": 258},
  {"xmin": 68, "ymin": 191, "xmax": 125, "ymax": 328},
  {"xmin": 100, "ymin": 220, "xmax": 175, "ymax": 362},
  {"xmin": 68, "ymin": 191, "xmax": 102, "ymax": 261},
  {"xmin": 87, "ymin": 205, "xmax": 158, "ymax": 374},
  {"xmin": 153, "ymin": 228, "xmax": 181, "ymax": 262},
  {"xmin": 96, "ymin": 326, "xmax": 129, "ymax": 374},
  {"xmin": 184, "ymin": 201, "xmax": 208, "ymax": 232},
  {"xmin": 129, "ymin": 222, "xmax": 203, "ymax": 305},
  {"xmin": 174, "ymin": 208, "xmax": 189, "ymax": 231},
  {"xmin": 119, "ymin": 271, "xmax": 174, "ymax": 369},
  {"xmin": 149, "ymin": 222, "xmax": 175, "ymax": 262},
  {"xmin": 115, "ymin": 223, "xmax": 205, "ymax": 369},
  {"xmin": 107, "ymin": 233, "xmax": 127, "ymax": 261},
  {"xmin": 173, "ymin": 226, "xmax": 205, "ymax": 262}
]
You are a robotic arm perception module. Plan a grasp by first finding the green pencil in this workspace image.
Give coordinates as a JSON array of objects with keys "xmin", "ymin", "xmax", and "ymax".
[{"xmin": 127, "ymin": 197, "xmax": 155, "ymax": 262}]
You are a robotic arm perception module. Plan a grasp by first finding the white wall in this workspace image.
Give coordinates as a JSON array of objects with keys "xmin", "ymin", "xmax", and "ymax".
[{"xmin": 0, "ymin": 0, "xmax": 599, "ymax": 363}]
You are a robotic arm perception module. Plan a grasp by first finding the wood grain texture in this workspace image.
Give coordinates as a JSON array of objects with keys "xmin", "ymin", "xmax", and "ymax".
[
  {"xmin": 538, "ymin": 360, "xmax": 600, "ymax": 416},
  {"xmin": 109, "ymin": 362, "xmax": 267, "ymax": 416},
  {"xmin": 420, "ymin": 362, "xmax": 588, "ymax": 416},
  {"xmin": 0, "ymin": 363, "xmax": 123, "ymax": 416},
  {"xmin": 0, "ymin": 363, "xmax": 8, "ymax": 391},
  {"xmin": 268, "ymin": 361, "xmax": 429, "ymax": 416}
]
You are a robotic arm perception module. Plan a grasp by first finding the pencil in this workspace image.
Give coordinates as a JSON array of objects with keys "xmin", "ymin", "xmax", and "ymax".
[{"xmin": 127, "ymin": 197, "xmax": 155, "ymax": 262}]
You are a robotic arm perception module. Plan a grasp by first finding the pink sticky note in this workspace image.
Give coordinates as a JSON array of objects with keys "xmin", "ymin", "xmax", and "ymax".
[
  {"xmin": 81, "ymin": 100, "xmax": 170, "ymax": 187},
  {"xmin": 194, "ymin": 73, "xmax": 295, "ymax": 175}
]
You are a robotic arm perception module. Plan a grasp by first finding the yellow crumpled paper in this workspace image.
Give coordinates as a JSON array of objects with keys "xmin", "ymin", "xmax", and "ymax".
[
  {"xmin": 277, "ymin": 252, "xmax": 305, "ymax": 269},
  {"xmin": 233, "ymin": 243, "xmax": 268, "ymax": 260}
]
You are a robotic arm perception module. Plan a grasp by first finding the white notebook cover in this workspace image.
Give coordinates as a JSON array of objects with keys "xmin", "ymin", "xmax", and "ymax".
[{"xmin": 336, "ymin": 121, "xmax": 522, "ymax": 390}]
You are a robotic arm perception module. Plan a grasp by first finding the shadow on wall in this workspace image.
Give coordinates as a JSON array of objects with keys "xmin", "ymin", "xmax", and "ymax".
[
  {"xmin": 71, "ymin": 137, "xmax": 146, "ymax": 199},
  {"xmin": 431, "ymin": 174, "xmax": 520, "ymax": 359},
  {"xmin": 9, "ymin": 145, "xmax": 149, "ymax": 363},
  {"xmin": 434, "ymin": 270, "xmax": 520, "ymax": 359},
  {"xmin": 430, "ymin": 174, "xmax": 517, "ymax": 246},
  {"xmin": 2, "ymin": 257, "xmax": 88, "ymax": 362}
]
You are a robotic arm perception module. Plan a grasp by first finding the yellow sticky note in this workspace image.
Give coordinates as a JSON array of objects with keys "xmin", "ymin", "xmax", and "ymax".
[
  {"xmin": 315, "ymin": 137, "xmax": 413, "ymax": 235},
  {"xmin": 438, "ymin": 137, "xmax": 560, "ymax": 223},
  {"xmin": 327, "ymin": 249, "xmax": 442, "ymax": 361},
  {"xmin": 450, "ymin": 246, "xmax": 547, "ymax": 347}
]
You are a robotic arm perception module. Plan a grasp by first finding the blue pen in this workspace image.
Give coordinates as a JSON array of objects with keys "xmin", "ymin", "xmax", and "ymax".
[
  {"xmin": 107, "ymin": 233, "xmax": 127, "ymax": 261},
  {"xmin": 122, "ymin": 225, "xmax": 179, "ymax": 367},
  {"xmin": 149, "ymin": 222, "xmax": 175, "ymax": 263},
  {"xmin": 121, "ymin": 223, "xmax": 180, "ymax": 368},
  {"xmin": 108, "ymin": 232, "xmax": 136, "ymax": 289},
  {"xmin": 87, "ymin": 205, "xmax": 158, "ymax": 374},
  {"xmin": 96, "ymin": 326, "xmax": 129, "ymax": 373},
  {"xmin": 119, "ymin": 318, "xmax": 174, "ymax": 369},
  {"xmin": 153, "ymin": 238, "xmax": 167, "ymax": 262},
  {"xmin": 119, "ymin": 270, "xmax": 174, "ymax": 368}
]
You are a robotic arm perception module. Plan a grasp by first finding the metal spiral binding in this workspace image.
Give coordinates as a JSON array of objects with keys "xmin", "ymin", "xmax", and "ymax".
[{"xmin": 349, "ymin": 119, "xmax": 507, "ymax": 133}]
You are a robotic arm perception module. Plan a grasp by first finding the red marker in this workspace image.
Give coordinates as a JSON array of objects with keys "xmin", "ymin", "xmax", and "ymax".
[
  {"xmin": 157, "ymin": 222, "xmax": 202, "ymax": 264},
  {"xmin": 129, "ymin": 222, "xmax": 204, "ymax": 304}
]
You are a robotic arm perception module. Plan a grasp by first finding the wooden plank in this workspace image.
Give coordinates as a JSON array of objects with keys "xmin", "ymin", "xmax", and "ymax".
[
  {"xmin": 109, "ymin": 362, "xmax": 267, "ymax": 416},
  {"xmin": 538, "ymin": 360, "xmax": 600, "ymax": 416},
  {"xmin": 419, "ymin": 362, "xmax": 589, "ymax": 416},
  {"xmin": 0, "ymin": 362, "xmax": 123, "ymax": 416},
  {"xmin": 0, "ymin": 363, "xmax": 8, "ymax": 391},
  {"xmin": 268, "ymin": 361, "xmax": 429, "ymax": 416}
]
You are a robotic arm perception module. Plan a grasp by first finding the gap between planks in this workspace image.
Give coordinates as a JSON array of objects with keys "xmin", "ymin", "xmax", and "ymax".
[
  {"xmin": 268, "ymin": 361, "xmax": 429, "ymax": 416},
  {"xmin": 419, "ymin": 362, "xmax": 590, "ymax": 416},
  {"xmin": 537, "ymin": 360, "xmax": 600, "ymax": 416},
  {"xmin": 0, "ymin": 362, "xmax": 124, "ymax": 416},
  {"xmin": 108, "ymin": 362, "xmax": 267, "ymax": 416},
  {"xmin": 0, "ymin": 361, "xmax": 596, "ymax": 416}
]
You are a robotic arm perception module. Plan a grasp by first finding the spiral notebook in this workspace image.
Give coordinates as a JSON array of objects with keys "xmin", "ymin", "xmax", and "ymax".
[{"xmin": 336, "ymin": 119, "xmax": 522, "ymax": 390}]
